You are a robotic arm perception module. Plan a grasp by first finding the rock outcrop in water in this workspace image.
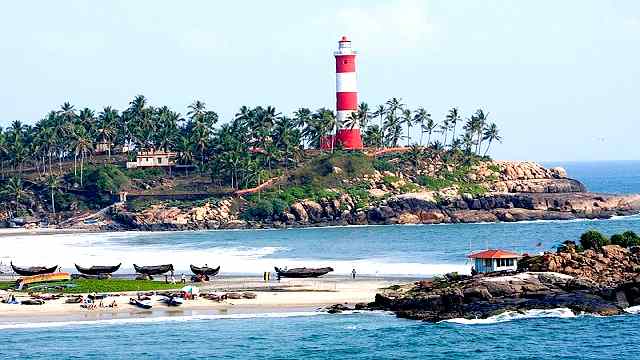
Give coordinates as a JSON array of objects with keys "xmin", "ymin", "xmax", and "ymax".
[{"xmin": 366, "ymin": 245, "xmax": 640, "ymax": 322}]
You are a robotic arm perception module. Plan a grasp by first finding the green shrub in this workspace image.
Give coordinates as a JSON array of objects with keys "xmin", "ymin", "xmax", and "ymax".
[
  {"xmin": 382, "ymin": 175, "xmax": 400, "ymax": 186},
  {"xmin": 127, "ymin": 167, "xmax": 165, "ymax": 180},
  {"xmin": 487, "ymin": 164, "xmax": 501, "ymax": 173},
  {"xmin": 242, "ymin": 200, "xmax": 274, "ymax": 220},
  {"xmin": 611, "ymin": 231, "xmax": 640, "ymax": 247},
  {"xmin": 579, "ymin": 230, "xmax": 610, "ymax": 251},
  {"xmin": 416, "ymin": 175, "xmax": 453, "ymax": 190},
  {"xmin": 271, "ymin": 198, "xmax": 288, "ymax": 216},
  {"xmin": 85, "ymin": 165, "xmax": 129, "ymax": 193},
  {"xmin": 458, "ymin": 182, "xmax": 487, "ymax": 197},
  {"xmin": 373, "ymin": 159, "xmax": 394, "ymax": 172}
]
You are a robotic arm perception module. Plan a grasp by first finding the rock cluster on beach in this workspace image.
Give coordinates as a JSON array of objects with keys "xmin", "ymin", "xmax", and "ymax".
[{"xmin": 366, "ymin": 244, "xmax": 640, "ymax": 322}]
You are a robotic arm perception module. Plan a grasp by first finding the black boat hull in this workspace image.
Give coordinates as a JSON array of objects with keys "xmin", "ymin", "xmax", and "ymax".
[
  {"xmin": 190, "ymin": 265, "xmax": 220, "ymax": 276},
  {"xmin": 274, "ymin": 267, "xmax": 334, "ymax": 278},
  {"xmin": 133, "ymin": 264, "xmax": 174, "ymax": 276},
  {"xmin": 75, "ymin": 263, "xmax": 122, "ymax": 275},
  {"xmin": 11, "ymin": 263, "xmax": 58, "ymax": 277}
]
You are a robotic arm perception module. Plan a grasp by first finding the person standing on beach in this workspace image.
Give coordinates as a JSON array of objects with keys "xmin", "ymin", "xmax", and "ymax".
[{"xmin": 351, "ymin": 268, "xmax": 357, "ymax": 279}]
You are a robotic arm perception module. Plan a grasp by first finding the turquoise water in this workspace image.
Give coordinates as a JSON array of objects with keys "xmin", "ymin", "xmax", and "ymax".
[
  {"xmin": 1, "ymin": 161, "xmax": 639, "ymax": 358},
  {"xmin": 1, "ymin": 312, "xmax": 639, "ymax": 359}
]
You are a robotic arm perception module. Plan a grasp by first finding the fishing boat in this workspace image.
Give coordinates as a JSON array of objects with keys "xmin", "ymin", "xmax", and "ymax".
[
  {"xmin": 189, "ymin": 265, "xmax": 220, "ymax": 277},
  {"xmin": 129, "ymin": 298, "xmax": 152, "ymax": 309},
  {"xmin": 274, "ymin": 266, "xmax": 334, "ymax": 278},
  {"xmin": 17, "ymin": 272, "xmax": 71, "ymax": 287},
  {"xmin": 133, "ymin": 264, "xmax": 174, "ymax": 275},
  {"xmin": 10, "ymin": 263, "xmax": 58, "ymax": 276},
  {"xmin": 159, "ymin": 296, "xmax": 184, "ymax": 307},
  {"xmin": 74, "ymin": 263, "xmax": 122, "ymax": 275}
]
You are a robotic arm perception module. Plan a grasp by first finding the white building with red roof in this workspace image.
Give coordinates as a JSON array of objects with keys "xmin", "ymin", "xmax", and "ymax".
[{"xmin": 468, "ymin": 249, "xmax": 520, "ymax": 274}]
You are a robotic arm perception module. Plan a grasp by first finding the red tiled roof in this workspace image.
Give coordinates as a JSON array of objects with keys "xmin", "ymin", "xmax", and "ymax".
[{"xmin": 468, "ymin": 249, "xmax": 520, "ymax": 259}]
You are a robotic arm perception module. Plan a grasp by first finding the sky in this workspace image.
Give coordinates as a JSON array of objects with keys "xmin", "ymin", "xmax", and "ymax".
[{"xmin": 1, "ymin": 0, "xmax": 639, "ymax": 161}]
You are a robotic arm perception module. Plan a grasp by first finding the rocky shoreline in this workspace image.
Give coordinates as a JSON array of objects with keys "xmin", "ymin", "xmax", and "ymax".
[
  {"xmin": 46, "ymin": 161, "xmax": 640, "ymax": 231},
  {"xmin": 364, "ymin": 244, "xmax": 640, "ymax": 322}
]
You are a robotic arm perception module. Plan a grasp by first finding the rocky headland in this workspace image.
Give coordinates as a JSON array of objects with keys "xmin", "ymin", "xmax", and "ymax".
[
  {"xmin": 366, "ymin": 244, "xmax": 640, "ymax": 322},
  {"xmin": 107, "ymin": 160, "xmax": 640, "ymax": 231}
]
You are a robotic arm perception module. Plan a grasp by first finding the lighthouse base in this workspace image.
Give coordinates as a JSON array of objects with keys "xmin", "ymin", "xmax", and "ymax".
[{"xmin": 320, "ymin": 128, "xmax": 364, "ymax": 150}]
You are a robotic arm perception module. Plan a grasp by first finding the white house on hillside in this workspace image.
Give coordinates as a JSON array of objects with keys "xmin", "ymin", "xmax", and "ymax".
[{"xmin": 126, "ymin": 150, "xmax": 177, "ymax": 169}]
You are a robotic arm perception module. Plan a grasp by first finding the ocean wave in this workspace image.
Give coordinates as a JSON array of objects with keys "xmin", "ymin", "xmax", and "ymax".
[
  {"xmin": 0, "ymin": 310, "xmax": 393, "ymax": 330},
  {"xmin": 442, "ymin": 308, "xmax": 576, "ymax": 325},
  {"xmin": 0, "ymin": 230, "xmax": 469, "ymax": 276},
  {"xmin": 0, "ymin": 311, "xmax": 324, "ymax": 330}
]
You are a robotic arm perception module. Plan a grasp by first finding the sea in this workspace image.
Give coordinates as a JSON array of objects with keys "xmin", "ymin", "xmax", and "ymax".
[{"xmin": 1, "ymin": 160, "xmax": 639, "ymax": 359}]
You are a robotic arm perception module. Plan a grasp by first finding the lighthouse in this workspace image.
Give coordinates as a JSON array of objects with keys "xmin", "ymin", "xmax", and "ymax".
[{"xmin": 321, "ymin": 36, "xmax": 364, "ymax": 150}]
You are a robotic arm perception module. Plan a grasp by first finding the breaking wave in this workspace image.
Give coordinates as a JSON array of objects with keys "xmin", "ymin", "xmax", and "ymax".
[{"xmin": 442, "ymin": 308, "xmax": 576, "ymax": 325}]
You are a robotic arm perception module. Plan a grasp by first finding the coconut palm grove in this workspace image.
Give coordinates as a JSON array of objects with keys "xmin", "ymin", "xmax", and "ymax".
[{"xmin": 0, "ymin": 94, "xmax": 501, "ymax": 222}]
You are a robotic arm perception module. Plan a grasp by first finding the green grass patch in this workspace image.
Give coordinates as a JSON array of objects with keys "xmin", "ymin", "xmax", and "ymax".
[
  {"xmin": 19, "ymin": 279, "xmax": 184, "ymax": 294},
  {"xmin": 416, "ymin": 175, "xmax": 454, "ymax": 190}
]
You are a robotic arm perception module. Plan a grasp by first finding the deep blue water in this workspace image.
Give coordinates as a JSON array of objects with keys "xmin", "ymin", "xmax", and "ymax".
[
  {"xmin": 544, "ymin": 160, "xmax": 640, "ymax": 194},
  {"xmin": 1, "ymin": 312, "xmax": 639, "ymax": 359},
  {"xmin": 1, "ymin": 161, "xmax": 640, "ymax": 358}
]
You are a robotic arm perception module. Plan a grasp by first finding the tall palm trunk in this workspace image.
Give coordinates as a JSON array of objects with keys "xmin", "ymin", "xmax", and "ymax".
[
  {"xmin": 50, "ymin": 189, "xmax": 56, "ymax": 215},
  {"xmin": 483, "ymin": 140, "xmax": 493, "ymax": 156},
  {"xmin": 80, "ymin": 150, "xmax": 85, "ymax": 187}
]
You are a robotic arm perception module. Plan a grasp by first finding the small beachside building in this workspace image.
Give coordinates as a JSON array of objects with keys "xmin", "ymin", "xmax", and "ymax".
[
  {"xmin": 126, "ymin": 150, "xmax": 177, "ymax": 169},
  {"xmin": 468, "ymin": 249, "xmax": 520, "ymax": 274}
]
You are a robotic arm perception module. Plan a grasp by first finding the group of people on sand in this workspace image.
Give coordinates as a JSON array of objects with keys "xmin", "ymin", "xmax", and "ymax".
[{"xmin": 80, "ymin": 294, "xmax": 117, "ymax": 310}]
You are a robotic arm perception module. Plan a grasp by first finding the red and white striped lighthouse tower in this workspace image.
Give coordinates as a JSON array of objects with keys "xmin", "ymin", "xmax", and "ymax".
[{"xmin": 332, "ymin": 36, "xmax": 363, "ymax": 150}]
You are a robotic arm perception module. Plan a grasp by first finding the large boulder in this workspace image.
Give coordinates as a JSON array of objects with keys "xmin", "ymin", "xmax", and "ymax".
[{"xmin": 289, "ymin": 203, "xmax": 308, "ymax": 222}]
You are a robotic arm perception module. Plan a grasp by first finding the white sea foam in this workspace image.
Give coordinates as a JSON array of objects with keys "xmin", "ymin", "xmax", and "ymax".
[
  {"xmin": 442, "ymin": 308, "xmax": 576, "ymax": 325},
  {"xmin": 0, "ymin": 311, "xmax": 324, "ymax": 330},
  {"xmin": 0, "ymin": 231, "xmax": 468, "ymax": 276},
  {"xmin": 624, "ymin": 305, "xmax": 640, "ymax": 314}
]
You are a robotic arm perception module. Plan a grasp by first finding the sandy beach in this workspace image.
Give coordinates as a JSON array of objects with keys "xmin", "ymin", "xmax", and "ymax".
[{"xmin": 0, "ymin": 276, "xmax": 406, "ymax": 326}]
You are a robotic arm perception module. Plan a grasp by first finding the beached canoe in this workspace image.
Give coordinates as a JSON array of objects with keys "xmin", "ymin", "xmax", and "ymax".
[
  {"xmin": 160, "ymin": 296, "xmax": 184, "ymax": 307},
  {"xmin": 18, "ymin": 272, "xmax": 71, "ymax": 286},
  {"xmin": 190, "ymin": 265, "xmax": 220, "ymax": 276},
  {"xmin": 129, "ymin": 298, "xmax": 152, "ymax": 309},
  {"xmin": 74, "ymin": 263, "xmax": 121, "ymax": 275},
  {"xmin": 274, "ymin": 266, "xmax": 334, "ymax": 278},
  {"xmin": 133, "ymin": 264, "xmax": 174, "ymax": 275},
  {"xmin": 10, "ymin": 263, "xmax": 58, "ymax": 276}
]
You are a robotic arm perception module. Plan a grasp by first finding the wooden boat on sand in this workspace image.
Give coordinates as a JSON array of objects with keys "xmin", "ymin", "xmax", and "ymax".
[
  {"xmin": 189, "ymin": 265, "xmax": 220, "ymax": 277},
  {"xmin": 129, "ymin": 298, "xmax": 152, "ymax": 309},
  {"xmin": 74, "ymin": 263, "xmax": 121, "ymax": 275},
  {"xmin": 133, "ymin": 264, "xmax": 174, "ymax": 276},
  {"xmin": 11, "ymin": 263, "xmax": 58, "ymax": 276},
  {"xmin": 274, "ymin": 266, "xmax": 334, "ymax": 278}
]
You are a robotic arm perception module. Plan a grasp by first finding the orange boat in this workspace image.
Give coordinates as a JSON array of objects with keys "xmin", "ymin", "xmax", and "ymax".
[{"xmin": 17, "ymin": 272, "xmax": 71, "ymax": 289}]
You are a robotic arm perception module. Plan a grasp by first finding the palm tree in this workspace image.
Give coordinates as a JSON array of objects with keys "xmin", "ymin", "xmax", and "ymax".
[
  {"xmin": 98, "ymin": 106, "xmax": 118, "ymax": 159},
  {"xmin": 344, "ymin": 112, "xmax": 360, "ymax": 129},
  {"xmin": 46, "ymin": 175, "xmax": 61, "ymax": 215},
  {"xmin": 363, "ymin": 125, "xmax": 383, "ymax": 148},
  {"xmin": 371, "ymin": 105, "xmax": 386, "ymax": 148},
  {"xmin": 439, "ymin": 118, "xmax": 450, "ymax": 147},
  {"xmin": 383, "ymin": 113, "xmax": 403, "ymax": 147},
  {"xmin": 357, "ymin": 102, "xmax": 370, "ymax": 129},
  {"xmin": 482, "ymin": 123, "xmax": 502, "ymax": 156},
  {"xmin": 412, "ymin": 108, "xmax": 431, "ymax": 146},
  {"xmin": 1, "ymin": 177, "xmax": 30, "ymax": 216},
  {"xmin": 401, "ymin": 109, "xmax": 413, "ymax": 146},
  {"xmin": 73, "ymin": 126, "xmax": 93, "ymax": 187},
  {"xmin": 473, "ymin": 109, "xmax": 489, "ymax": 154},
  {"xmin": 446, "ymin": 107, "xmax": 461, "ymax": 144},
  {"xmin": 421, "ymin": 118, "xmax": 438, "ymax": 147},
  {"xmin": 385, "ymin": 98, "xmax": 404, "ymax": 120}
]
